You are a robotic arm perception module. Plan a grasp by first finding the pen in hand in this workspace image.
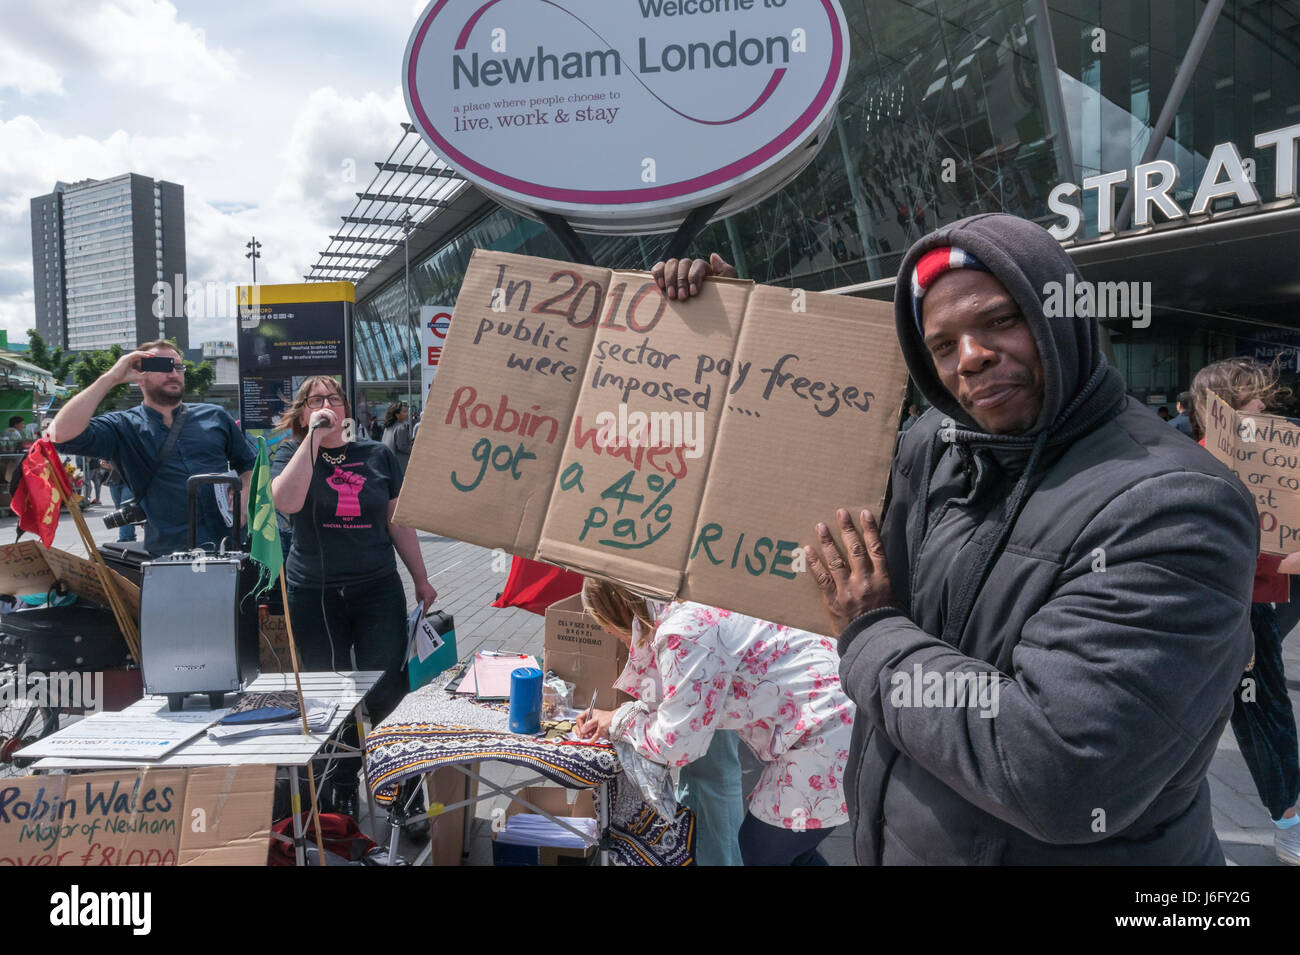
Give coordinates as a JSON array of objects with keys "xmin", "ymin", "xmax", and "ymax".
[{"xmin": 578, "ymin": 690, "xmax": 598, "ymax": 740}]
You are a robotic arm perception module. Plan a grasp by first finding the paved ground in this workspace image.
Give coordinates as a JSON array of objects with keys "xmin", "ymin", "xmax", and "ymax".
[{"xmin": 22, "ymin": 504, "xmax": 1300, "ymax": 866}]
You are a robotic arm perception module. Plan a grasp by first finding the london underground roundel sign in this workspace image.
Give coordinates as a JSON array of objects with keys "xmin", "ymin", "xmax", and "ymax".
[{"xmin": 403, "ymin": 0, "xmax": 850, "ymax": 234}]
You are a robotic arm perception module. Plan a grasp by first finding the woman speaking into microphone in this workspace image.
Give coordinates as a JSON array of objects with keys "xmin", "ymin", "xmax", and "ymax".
[{"xmin": 269, "ymin": 376, "xmax": 437, "ymax": 815}]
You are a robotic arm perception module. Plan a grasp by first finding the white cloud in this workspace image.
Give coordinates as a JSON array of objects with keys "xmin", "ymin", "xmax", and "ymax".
[
  {"xmin": 0, "ymin": 3, "xmax": 416, "ymax": 349},
  {"xmin": 80, "ymin": 0, "xmax": 240, "ymax": 104},
  {"xmin": 0, "ymin": 113, "xmax": 220, "ymax": 214},
  {"xmin": 0, "ymin": 288, "xmax": 34, "ymax": 348},
  {"xmin": 0, "ymin": 39, "xmax": 64, "ymax": 97},
  {"xmin": 0, "ymin": 112, "xmax": 222, "ymax": 339},
  {"xmin": 0, "ymin": 0, "xmax": 239, "ymax": 105},
  {"xmin": 274, "ymin": 86, "xmax": 407, "ymax": 211},
  {"xmin": 0, "ymin": 84, "xmax": 408, "ymax": 344}
]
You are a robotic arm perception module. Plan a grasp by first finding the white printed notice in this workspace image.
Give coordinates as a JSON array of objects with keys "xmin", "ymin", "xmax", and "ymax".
[{"xmin": 16, "ymin": 706, "xmax": 228, "ymax": 762}]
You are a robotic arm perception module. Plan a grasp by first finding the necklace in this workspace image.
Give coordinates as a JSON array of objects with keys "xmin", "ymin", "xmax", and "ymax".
[{"xmin": 320, "ymin": 446, "xmax": 347, "ymax": 465}]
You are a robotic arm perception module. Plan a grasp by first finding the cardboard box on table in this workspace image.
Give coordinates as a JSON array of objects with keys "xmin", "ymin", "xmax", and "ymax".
[
  {"xmin": 394, "ymin": 250, "xmax": 908, "ymax": 637},
  {"xmin": 544, "ymin": 594, "xmax": 629, "ymax": 712},
  {"xmin": 491, "ymin": 786, "xmax": 597, "ymax": 866}
]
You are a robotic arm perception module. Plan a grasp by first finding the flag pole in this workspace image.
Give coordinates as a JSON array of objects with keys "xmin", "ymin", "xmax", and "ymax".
[
  {"xmin": 278, "ymin": 567, "xmax": 328, "ymax": 866},
  {"xmin": 28, "ymin": 444, "xmax": 141, "ymax": 664},
  {"xmin": 64, "ymin": 492, "xmax": 142, "ymax": 664}
]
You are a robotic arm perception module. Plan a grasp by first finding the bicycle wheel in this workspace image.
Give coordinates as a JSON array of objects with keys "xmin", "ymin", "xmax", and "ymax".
[{"xmin": 0, "ymin": 693, "xmax": 59, "ymax": 779}]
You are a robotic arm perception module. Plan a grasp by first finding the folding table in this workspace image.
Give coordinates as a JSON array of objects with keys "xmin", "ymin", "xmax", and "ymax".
[
  {"xmin": 27, "ymin": 670, "xmax": 382, "ymax": 866},
  {"xmin": 365, "ymin": 678, "xmax": 615, "ymax": 866}
]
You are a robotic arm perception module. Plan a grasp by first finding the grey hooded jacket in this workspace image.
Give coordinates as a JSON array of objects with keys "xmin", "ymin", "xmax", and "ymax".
[{"xmin": 838, "ymin": 213, "xmax": 1257, "ymax": 865}]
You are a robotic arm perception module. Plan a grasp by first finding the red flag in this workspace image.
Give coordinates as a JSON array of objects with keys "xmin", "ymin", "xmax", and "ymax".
[
  {"xmin": 11, "ymin": 439, "xmax": 75, "ymax": 548},
  {"xmin": 491, "ymin": 557, "xmax": 583, "ymax": 616}
]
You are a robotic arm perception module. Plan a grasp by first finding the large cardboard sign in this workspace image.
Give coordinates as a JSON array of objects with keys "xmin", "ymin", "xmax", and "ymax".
[
  {"xmin": 0, "ymin": 540, "xmax": 140, "ymax": 620},
  {"xmin": 0, "ymin": 765, "xmax": 275, "ymax": 866},
  {"xmin": 395, "ymin": 250, "xmax": 906, "ymax": 635},
  {"xmin": 1204, "ymin": 390, "xmax": 1300, "ymax": 555},
  {"xmin": 403, "ymin": 0, "xmax": 851, "ymax": 233}
]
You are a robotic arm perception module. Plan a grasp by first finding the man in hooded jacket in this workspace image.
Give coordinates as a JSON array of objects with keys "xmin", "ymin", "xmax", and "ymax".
[
  {"xmin": 803, "ymin": 213, "xmax": 1258, "ymax": 864},
  {"xmin": 654, "ymin": 213, "xmax": 1259, "ymax": 865}
]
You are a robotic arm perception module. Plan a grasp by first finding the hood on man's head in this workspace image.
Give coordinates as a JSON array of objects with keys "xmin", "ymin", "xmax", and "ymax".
[{"xmin": 892, "ymin": 213, "xmax": 1109, "ymax": 435}]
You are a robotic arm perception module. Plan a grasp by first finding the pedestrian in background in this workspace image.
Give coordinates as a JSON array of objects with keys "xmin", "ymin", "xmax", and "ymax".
[
  {"xmin": 1190, "ymin": 357, "xmax": 1300, "ymax": 865},
  {"xmin": 381, "ymin": 401, "xmax": 414, "ymax": 477},
  {"xmin": 1169, "ymin": 391, "xmax": 1194, "ymax": 437},
  {"xmin": 101, "ymin": 459, "xmax": 136, "ymax": 543},
  {"xmin": 78, "ymin": 455, "xmax": 103, "ymax": 505}
]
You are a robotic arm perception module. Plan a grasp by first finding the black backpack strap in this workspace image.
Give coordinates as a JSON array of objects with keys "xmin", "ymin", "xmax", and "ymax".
[{"xmin": 131, "ymin": 404, "xmax": 188, "ymax": 506}]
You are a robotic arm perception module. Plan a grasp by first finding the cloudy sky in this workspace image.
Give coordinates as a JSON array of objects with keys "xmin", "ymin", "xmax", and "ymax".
[{"xmin": 0, "ymin": 0, "xmax": 429, "ymax": 346}]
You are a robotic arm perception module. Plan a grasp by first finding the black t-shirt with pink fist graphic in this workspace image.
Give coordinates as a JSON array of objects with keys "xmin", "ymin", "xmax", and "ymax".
[{"xmin": 271, "ymin": 437, "xmax": 404, "ymax": 587}]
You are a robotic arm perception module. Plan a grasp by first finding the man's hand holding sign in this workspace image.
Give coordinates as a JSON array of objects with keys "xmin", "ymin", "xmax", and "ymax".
[
  {"xmin": 650, "ymin": 253, "xmax": 737, "ymax": 301},
  {"xmin": 804, "ymin": 508, "xmax": 899, "ymax": 636}
]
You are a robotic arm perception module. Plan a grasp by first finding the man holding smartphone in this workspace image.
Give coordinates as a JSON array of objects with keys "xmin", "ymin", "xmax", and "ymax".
[{"xmin": 50, "ymin": 339, "xmax": 256, "ymax": 556}]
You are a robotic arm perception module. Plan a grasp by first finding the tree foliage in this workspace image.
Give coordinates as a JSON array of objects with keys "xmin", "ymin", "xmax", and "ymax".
[
  {"xmin": 25, "ymin": 329, "xmax": 76, "ymax": 383},
  {"xmin": 68, "ymin": 343, "xmax": 217, "ymax": 414},
  {"xmin": 183, "ymin": 359, "xmax": 216, "ymax": 399},
  {"xmin": 72, "ymin": 345, "xmax": 128, "ymax": 414}
]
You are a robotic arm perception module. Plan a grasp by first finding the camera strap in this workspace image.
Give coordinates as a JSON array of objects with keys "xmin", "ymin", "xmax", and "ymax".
[{"xmin": 131, "ymin": 403, "xmax": 188, "ymax": 506}]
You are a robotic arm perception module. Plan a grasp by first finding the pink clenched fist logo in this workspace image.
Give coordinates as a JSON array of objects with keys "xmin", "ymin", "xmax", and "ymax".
[{"xmin": 326, "ymin": 467, "xmax": 367, "ymax": 518}]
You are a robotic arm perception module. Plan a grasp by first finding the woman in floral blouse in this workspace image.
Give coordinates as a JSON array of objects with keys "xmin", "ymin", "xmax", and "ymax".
[{"xmin": 576, "ymin": 578, "xmax": 854, "ymax": 865}]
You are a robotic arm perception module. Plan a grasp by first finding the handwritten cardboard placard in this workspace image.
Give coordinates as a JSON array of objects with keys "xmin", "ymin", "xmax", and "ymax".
[
  {"xmin": 0, "ymin": 540, "xmax": 141, "ymax": 620},
  {"xmin": 395, "ymin": 250, "xmax": 907, "ymax": 635},
  {"xmin": 0, "ymin": 765, "xmax": 274, "ymax": 866},
  {"xmin": 1204, "ymin": 389, "xmax": 1300, "ymax": 555}
]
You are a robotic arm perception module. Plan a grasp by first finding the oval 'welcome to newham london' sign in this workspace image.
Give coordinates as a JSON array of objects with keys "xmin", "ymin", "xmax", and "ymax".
[{"xmin": 404, "ymin": 0, "xmax": 850, "ymax": 234}]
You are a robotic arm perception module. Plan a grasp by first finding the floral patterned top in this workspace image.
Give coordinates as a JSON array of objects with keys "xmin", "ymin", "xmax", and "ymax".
[{"xmin": 609, "ymin": 601, "xmax": 853, "ymax": 830}]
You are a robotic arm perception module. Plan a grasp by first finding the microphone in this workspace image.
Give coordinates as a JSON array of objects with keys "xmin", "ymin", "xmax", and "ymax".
[{"xmin": 310, "ymin": 416, "xmax": 332, "ymax": 431}]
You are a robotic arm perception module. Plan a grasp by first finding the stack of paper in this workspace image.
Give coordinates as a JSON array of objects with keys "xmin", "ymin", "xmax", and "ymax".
[
  {"xmin": 456, "ymin": 652, "xmax": 539, "ymax": 700},
  {"xmin": 206, "ymin": 699, "xmax": 338, "ymax": 741},
  {"xmin": 494, "ymin": 813, "xmax": 599, "ymax": 849}
]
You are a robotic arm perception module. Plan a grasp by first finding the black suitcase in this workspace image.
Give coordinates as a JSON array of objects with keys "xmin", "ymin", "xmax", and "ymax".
[
  {"xmin": 0, "ymin": 605, "xmax": 133, "ymax": 671},
  {"xmin": 99, "ymin": 542, "xmax": 152, "ymax": 589}
]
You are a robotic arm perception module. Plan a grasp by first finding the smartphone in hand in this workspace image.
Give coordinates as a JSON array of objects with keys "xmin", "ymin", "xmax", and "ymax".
[{"xmin": 139, "ymin": 356, "xmax": 178, "ymax": 373}]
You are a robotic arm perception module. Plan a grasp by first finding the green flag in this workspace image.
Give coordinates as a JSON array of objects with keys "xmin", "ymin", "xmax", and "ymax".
[{"xmin": 247, "ymin": 435, "xmax": 283, "ymax": 599}]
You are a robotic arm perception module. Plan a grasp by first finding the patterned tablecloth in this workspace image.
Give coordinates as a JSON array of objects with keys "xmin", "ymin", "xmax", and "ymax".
[{"xmin": 364, "ymin": 677, "xmax": 695, "ymax": 866}]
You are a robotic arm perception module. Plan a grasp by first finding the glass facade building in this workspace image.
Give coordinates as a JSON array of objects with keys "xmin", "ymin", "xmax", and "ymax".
[{"xmin": 342, "ymin": 0, "xmax": 1300, "ymax": 413}]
